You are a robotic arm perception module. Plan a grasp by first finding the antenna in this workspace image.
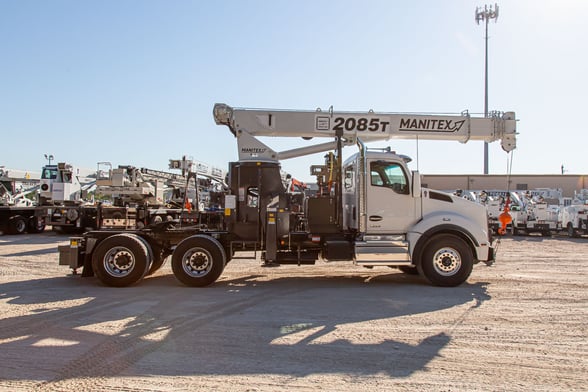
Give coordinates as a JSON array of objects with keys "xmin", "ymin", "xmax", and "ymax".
[{"xmin": 475, "ymin": 3, "xmax": 499, "ymax": 175}]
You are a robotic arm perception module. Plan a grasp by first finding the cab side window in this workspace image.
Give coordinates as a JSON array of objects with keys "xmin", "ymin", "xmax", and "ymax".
[{"xmin": 370, "ymin": 161, "xmax": 409, "ymax": 194}]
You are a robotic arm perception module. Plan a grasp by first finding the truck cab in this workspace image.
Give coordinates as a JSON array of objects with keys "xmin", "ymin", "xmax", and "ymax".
[
  {"xmin": 39, "ymin": 162, "xmax": 82, "ymax": 205},
  {"xmin": 342, "ymin": 149, "xmax": 494, "ymax": 277},
  {"xmin": 343, "ymin": 150, "xmax": 419, "ymax": 234}
]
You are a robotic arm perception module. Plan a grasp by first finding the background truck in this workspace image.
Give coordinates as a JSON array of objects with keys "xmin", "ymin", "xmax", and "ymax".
[
  {"xmin": 59, "ymin": 103, "xmax": 517, "ymax": 288},
  {"xmin": 559, "ymin": 189, "xmax": 588, "ymax": 237},
  {"xmin": 41, "ymin": 158, "xmax": 226, "ymax": 233},
  {"xmin": 0, "ymin": 167, "xmax": 45, "ymax": 235},
  {"xmin": 509, "ymin": 189, "xmax": 561, "ymax": 236},
  {"xmin": 38, "ymin": 162, "xmax": 97, "ymax": 233},
  {"xmin": 93, "ymin": 158, "xmax": 227, "ymax": 230}
]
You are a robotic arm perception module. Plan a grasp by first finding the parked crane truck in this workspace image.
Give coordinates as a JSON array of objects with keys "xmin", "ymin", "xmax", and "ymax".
[
  {"xmin": 560, "ymin": 189, "xmax": 588, "ymax": 237},
  {"xmin": 41, "ymin": 158, "xmax": 226, "ymax": 233},
  {"xmin": 39, "ymin": 162, "xmax": 98, "ymax": 233},
  {"xmin": 59, "ymin": 103, "xmax": 517, "ymax": 287},
  {"xmin": 0, "ymin": 167, "xmax": 44, "ymax": 235}
]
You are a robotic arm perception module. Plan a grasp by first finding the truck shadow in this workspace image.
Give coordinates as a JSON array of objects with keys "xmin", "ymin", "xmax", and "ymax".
[
  {"xmin": 0, "ymin": 272, "xmax": 490, "ymax": 384},
  {"xmin": 507, "ymin": 235, "xmax": 586, "ymax": 243},
  {"xmin": 1, "ymin": 248, "xmax": 60, "ymax": 257},
  {"xmin": 0, "ymin": 231, "xmax": 70, "ymax": 245}
]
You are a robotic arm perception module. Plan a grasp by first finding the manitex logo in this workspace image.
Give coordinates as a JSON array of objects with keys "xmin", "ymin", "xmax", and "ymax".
[
  {"xmin": 241, "ymin": 147, "xmax": 267, "ymax": 154},
  {"xmin": 399, "ymin": 118, "xmax": 466, "ymax": 133}
]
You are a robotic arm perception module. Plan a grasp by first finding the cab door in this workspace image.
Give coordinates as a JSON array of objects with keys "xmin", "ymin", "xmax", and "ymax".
[{"xmin": 365, "ymin": 159, "xmax": 419, "ymax": 234}]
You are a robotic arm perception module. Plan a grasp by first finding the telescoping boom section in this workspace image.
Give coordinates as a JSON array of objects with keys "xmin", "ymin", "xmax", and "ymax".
[{"xmin": 213, "ymin": 103, "xmax": 517, "ymax": 161}]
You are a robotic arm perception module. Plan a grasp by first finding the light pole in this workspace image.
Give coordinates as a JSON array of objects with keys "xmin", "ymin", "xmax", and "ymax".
[
  {"xmin": 475, "ymin": 3, "xmax": 499, "ymax": 175},
  {"xmin": 44, "ymin": 154, "xmax": 54, "ymax": 165}
]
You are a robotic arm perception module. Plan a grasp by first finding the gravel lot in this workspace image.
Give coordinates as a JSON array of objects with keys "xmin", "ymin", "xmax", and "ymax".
[{"xmin": 0, "ymin": 231, "xmax": 586, "ymax": 391}]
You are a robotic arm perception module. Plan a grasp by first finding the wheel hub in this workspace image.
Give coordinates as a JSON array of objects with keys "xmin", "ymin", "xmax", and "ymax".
[
  {"xmin": 104, "ymin": 247, "xmax": 135, "ymax": 276},
  {"xmin": 114, "ymin": 252, "xmax": 133, "ymax": 270},
  {"xmin": 183, "ymin": 248, "xmax": 212, "ymax": 277},
  {"xmin": 432, "ymin": 247, "xmax": 461, "ymax": 276},
  {"xmin": 188, "ymin": 253, "xmax": 208, "ymax": 271}
]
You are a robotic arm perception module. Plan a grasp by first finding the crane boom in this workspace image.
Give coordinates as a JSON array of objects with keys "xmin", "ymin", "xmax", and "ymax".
[{"xmin": 213, "ymin": 103, "xmax": 517, "ymax": 161}]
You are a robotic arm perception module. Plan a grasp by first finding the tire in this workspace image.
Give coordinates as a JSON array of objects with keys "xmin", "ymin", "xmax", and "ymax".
[
  {"xmin": 146, "ymin": 244, "xmax": 167, "ymax": 276},
  {"xmin": 28, "ymin": 216, "xmax": 46, "ymax": 233},
  {"xmin": 9, "ymin": 215, "xmax": 27, "ymax": 234},
  {"xmin": 398, "ymin": 266, "xmax": 419, "ymax": 275},
  {"xmin": 147, "ymin": 255, "xmax": 168, "ymax": 276},
  {"xmin": 567, "ymin": 223, "xmax": 578, "ymax": 238},
  {"xmin": 91, "ymin": 234, "xmax": 152, "ymax": 287},
  {"xmin": 417, "ymin": 234, "xmax": 473, "ymax": 287},
  {"xmin": 171, "ymin": 235, "xmax": 226, "ymax": 287}
]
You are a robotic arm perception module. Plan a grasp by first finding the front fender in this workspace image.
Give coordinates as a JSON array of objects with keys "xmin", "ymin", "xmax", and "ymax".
[{"xmin": 408, "ymin": 211, "xmax": 492, "ymax": 262}]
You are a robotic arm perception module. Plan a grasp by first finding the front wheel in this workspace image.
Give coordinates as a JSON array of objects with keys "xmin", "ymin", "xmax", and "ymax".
[
  {"xmin": 171, "ymin": 235, "xmax": 226, "ymax": 287},
  {"xmin": 417, "ymin": 234, "xmax": 473, "ymax": 287},
  {"xmin": 92, "ymin": 234, "xmax": 152, "ymax": 287}
]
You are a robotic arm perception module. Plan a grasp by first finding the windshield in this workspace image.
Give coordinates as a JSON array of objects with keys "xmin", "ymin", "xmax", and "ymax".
[{"xmin": 41, "ymin": 167, "xmax": 58, "ymax": 180}]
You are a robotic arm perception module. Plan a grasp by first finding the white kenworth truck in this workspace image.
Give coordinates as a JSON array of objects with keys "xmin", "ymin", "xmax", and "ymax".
[{"xmin": 59, "ymin": 103, "xmax": 517, "ymax": 287}]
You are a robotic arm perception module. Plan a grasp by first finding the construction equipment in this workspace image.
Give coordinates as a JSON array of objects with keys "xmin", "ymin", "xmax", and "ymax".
[
  {"xmin": 93, "ymin": 157, "xmax": 227, "ymax": 230},
  {"xmin": 38, "ymin": 162, "xmax": 97, "ymax": 232},
  {"xmin": 509, "ymin": 190, "xmax": 560, "ymax": 236},
  {"xmin": 0, "ymin": 167, "xmax": 44, "ymax": 234},
  {"xmin": 41, "ymin": 157, "xmax": 226, "ymax": 232},
  {"xmin": 59, "ymin": 103, "xmax": 517, "ymax": 288},
  {"xmin": 559, "ymin": 189, "xmax": 588, "ymax": 237}
]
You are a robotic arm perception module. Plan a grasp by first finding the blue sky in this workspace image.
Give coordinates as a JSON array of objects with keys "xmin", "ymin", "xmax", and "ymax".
[{"xmin": 1, "ymin": 0, "xmax": 586, "ymax": 181}]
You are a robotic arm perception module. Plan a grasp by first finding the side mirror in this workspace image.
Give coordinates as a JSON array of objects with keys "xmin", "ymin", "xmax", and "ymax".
[{"xmin": 412, "ymin": 171, "xmax": 421, "ymax": 198}]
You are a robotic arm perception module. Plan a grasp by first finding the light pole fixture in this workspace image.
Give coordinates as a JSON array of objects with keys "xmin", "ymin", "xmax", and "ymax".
[
  {"xmin": 475, "ymin": 3, "xmax": 499, "ymax": 175},
  {"xmin": 44, "ymin": 154, "xmax": 54, "ymax": 165}
]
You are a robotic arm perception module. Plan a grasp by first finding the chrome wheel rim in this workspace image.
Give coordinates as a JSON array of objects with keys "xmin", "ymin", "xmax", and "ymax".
[
  {"xmin": 432, "ymin": 247, "xmax": 462, "ymax": 276},
  {"xmin": 182, "ymin": 247, "xmax": 212, "ymax": 277},
  {"xmin": 103, "ymin": 246, "xmax": 135, "ymax": 277}
]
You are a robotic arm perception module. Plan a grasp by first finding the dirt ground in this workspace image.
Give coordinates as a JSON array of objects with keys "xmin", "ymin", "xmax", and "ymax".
[{"xmin": 0, "ymin": 231, "xmax": 586, "ymax": 391}]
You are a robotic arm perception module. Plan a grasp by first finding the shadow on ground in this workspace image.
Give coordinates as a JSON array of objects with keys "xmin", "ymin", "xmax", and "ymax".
[{"xmin": 0, "ymin": 270, "xmax": 490, "ymax": 382}]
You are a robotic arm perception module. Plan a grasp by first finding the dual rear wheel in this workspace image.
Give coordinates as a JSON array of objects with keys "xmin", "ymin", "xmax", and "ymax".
[{"xmin": 91, "ymin": 234, "xmax": 226, "ymax": 287}]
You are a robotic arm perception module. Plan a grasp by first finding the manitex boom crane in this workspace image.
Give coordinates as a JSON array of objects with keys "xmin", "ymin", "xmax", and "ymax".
[
  {"xmin": 59, "ymin": 103, "xmax": 517, "ymax": 289},
  {"xmin": 212, "ymin": 103, "xmax": 516, "ymax": 162}
]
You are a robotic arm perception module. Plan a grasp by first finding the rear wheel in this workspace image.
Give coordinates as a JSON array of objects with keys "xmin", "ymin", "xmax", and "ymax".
[
  {"xmin": 146, "ymin": 244, "xmax": 168, "ymax": 276},
  {"xmin": 418, "ymin": 234, "xmax": 473, "ymax": 287},
  {"xmin": 9, "ymin": 216, "xmax": 27, "ymax": 234},
  {"xmin": 92, "ymin": 234, "xmax": 152, "ymax": 287},
  {"xmin": 171, "ymin": 235, "xmax": 226, "ymax": 287},
  {"xmin": 27, "ymin": 216, "xmax": 46, "ymax": 233},
  {"xmin": 567, "ymin": 223, "xmax": 579, "ymax": 238}
]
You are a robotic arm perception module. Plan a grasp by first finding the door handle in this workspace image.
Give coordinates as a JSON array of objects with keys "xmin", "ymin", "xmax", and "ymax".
[{"xmin": 369, "ymin": 215, "xmax": 383, "ymax": 222}]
